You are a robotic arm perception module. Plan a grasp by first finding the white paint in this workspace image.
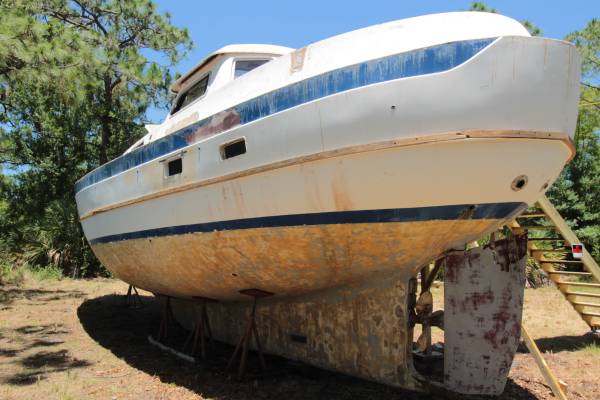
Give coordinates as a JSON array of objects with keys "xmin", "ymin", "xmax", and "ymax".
[
  {"xmin": 76, "ymin": 12, "xmax": 580, "ymax": 248},
  {"xmin": 133, "ymin": 12, "xmax": 533, "ymax": 145},
  {"xmin": 80, "ymin": 138, "xmax": 570, "ymax": 240}
]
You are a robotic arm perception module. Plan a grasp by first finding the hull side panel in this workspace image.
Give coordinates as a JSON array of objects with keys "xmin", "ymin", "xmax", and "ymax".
[{"xmin": 80, "ymin": 138, "xmax": 570, "ymax": 242}]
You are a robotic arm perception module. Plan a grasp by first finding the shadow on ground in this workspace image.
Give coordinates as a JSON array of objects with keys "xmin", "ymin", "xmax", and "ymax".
[
  {"xmin": 0, "ymin": 287, "xmax": 85, "ymax": 306},
  {"xmin": 1, "ymin": 321, "xmax": 91, "ymax": 386},
  {"xmin": 77, "ymin": 294, "xmax": 540, "ymax": 400},
  {"xmin": 5, "ymin": 349, "xmax": 92, "ymax": 385},
  {"xmin": 533, "ymin": 334, "xmax": 599, "ymax": 353}
]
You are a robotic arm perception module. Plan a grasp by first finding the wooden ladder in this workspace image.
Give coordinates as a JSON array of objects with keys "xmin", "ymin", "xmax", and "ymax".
[{"xmin": 512, "ymin": 195, "xmax": 600, "ymax": 332}]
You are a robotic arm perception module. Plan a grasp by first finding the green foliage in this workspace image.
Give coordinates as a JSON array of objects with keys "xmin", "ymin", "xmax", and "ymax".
[
  {"xmin": 547, "ymin": 19, "xmax": 600, "ymax": 261},
  {"xmin": 469, "ymin": 2, "xmax": 497, "ymax": 13},
  {"xmin": 0, "ymin": 261, "xmax": 25, "ymax": 286},
  {"xmin": 26, "ymin": 263, "xmax": 64, "ymax": 281},
  {"xmin": 468, "ymin": 2, "xmax": 542, "ymax": 36},
  {"xmin": 578, "ymin": 341, "xmax": 600, "ymax": 355},
  {"xmin": 0, "ymin": 0, "xmax": 192, "ymax": 276}
]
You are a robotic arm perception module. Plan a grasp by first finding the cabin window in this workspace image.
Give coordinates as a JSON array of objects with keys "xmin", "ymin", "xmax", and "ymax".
[
  {"xmin": 167, "ymin": 158, "xmax": 183, "ymax": 176},
  {"xmin": 289, "ymin": 334, "xmax": 307, "ymax": 344},
  {"xmin": 220, "ymin": 138, "xmax": 246, "ymax": 159},
  {"xmin": 234, "ymin": 59, "xmax": 270, "ymax": 78},
  {"xmin": 170, "ymin": 74, "xmax": 210, "ymax": 114}
]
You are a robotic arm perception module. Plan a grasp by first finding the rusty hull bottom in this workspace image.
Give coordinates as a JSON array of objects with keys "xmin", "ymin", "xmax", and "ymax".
[
  {"xmin": 171, "ymin": 271, "xmax": 422, "ymax": 390},
  {"xmin": 91, "ymin": 219, "xmax": 512, "ymax": 300}
]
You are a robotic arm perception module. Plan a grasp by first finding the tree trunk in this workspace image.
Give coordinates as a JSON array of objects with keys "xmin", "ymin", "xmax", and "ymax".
[{"xmin": 99, "ymin": 74, "xmax": 112, "ymax": 165}]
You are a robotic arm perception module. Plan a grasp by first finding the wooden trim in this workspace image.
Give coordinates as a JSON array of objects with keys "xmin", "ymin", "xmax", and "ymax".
[{"xmin": 79, "ymin": 131, "xmax": 574, "ymax": 221}]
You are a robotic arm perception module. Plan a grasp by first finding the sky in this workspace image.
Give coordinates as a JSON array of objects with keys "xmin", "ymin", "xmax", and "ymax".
[{"xmin": 146, "ymin": 0, "xmax": 599, "ymax": 121}]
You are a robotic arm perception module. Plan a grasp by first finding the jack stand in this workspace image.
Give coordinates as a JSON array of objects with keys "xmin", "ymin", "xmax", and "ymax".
[
  {"xmin": 156, "ymin": 295, "xmax": 172, "ymax": 343},
  {"xmin": 182, "ymin": 297, "xmax": 215, "ymax": 360},
  {"xmin": 226, "ymin": 289, "xmax": 273, "ymax": 379},
  {"xmin": 125, "ymin": 285, "xmax": 143, "ymax": 308}
]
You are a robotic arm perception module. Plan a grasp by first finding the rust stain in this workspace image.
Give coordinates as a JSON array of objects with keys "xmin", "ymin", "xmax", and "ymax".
[
  {"xmin": 93, "ymin": 220, "xmax": 505, "ymax": 301},
  {"xmin": 444, "ymin": 233, "xmax": 527, "ymax": 395},
  {"xmin": 459, "ymin": 288, "xmax": 495, "ymax": 312},
  {"xmin": 185, "ymin": 109, "xmax": 241, "ymax": 144},
  {"xmin": 331, "ymin": 166, "xmax": 353, "ymax": 211},
  {"xmin": 444, "ymin": 253, "xmax": 463, "ymax": 284}
]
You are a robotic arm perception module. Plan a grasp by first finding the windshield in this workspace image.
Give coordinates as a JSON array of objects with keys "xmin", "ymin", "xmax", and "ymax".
[{"xmin": 170, "ymin": 74, "xmax": 210, "ymax": 115}]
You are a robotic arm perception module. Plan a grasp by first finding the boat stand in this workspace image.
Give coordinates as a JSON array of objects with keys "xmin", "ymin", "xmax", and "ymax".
[
  {"xmin": 182, "ymin": 297, "xmax": 215, "ymax": 360},
  {"xmin": 124, "ymin": 284, "xmax": 143, "ymax": 308},
  {"xmin": 156, "ymin": 295, "xmax": 173, "ymax": 343},
  {"xmin": 226, "ymin": 289, "xmax": 273, "ymax": 379}
]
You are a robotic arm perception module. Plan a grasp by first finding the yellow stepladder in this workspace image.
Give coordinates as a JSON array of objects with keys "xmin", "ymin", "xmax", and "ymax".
[{"xmin": 514, "ymin": 195, "xmax": 600, "ymax": 332}]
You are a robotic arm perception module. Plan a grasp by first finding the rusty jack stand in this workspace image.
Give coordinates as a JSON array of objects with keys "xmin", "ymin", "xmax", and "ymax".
[
  {"xmin": 182, "ymin": 297, "xmax": 215, "ymax": 360},
  {"xmin": 226, "ymin": 289, "xmax": 273, "ymax": 379},
  {"xmin": 125, "ymin": 284, "xmax": 143, "ymax": 308},
  {"xmin": 156, "ymin": 295, "xmax": 173, "ymax": 343}
]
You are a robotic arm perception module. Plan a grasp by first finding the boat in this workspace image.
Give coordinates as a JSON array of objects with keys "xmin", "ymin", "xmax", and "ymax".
[{"xmin": 75, "ymin": 11, "xmax": 580, "ymax": 395}]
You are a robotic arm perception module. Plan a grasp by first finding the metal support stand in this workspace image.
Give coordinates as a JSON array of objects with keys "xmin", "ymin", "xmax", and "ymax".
[
  {"xmin": 125, "ymin": 285, "xmax": 143, "ymax": 308},
  {"xmin": 156, "ymin": 296, "xmax": 172, "ymax": 343},
  {"xmin": 226, "ymin": 289, "xmax": 273, "ymax": 379},
  {"xmin": 182, "ymin": 297, "xmax": 214, "ymax": 360}
]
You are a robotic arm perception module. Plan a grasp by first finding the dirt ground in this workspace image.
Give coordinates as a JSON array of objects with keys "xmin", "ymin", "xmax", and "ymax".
[{"xmin": 0, "ymin": 278, "xmax": 598, "ymax": 400}]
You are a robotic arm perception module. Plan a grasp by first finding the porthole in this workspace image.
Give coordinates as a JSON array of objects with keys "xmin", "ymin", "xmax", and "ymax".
[{"xmin": 511, "ymin": 175, "xmax": 528, "ymax": 191}]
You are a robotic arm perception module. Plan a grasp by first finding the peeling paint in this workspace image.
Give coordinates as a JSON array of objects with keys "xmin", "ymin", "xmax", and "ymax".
[
  {"xmin": 444, "ymin": 233, "xmax": 527, "ymax": 395},
  {"xmin": 185, "ymin": 109, "xmax": 241, "ymax": 144},
  {"xmin": 170, "ymin": 272, "xmax": 421, "ymax": 390},
  {"xmin": 92, "ymin": 219, "xmax": 508, "ymax": 300}
]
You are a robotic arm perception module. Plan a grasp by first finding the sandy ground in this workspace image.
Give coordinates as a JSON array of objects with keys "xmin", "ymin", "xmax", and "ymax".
[{"xmin": 0, "ymin": 278, "xmax": 598, "ymax": 400}]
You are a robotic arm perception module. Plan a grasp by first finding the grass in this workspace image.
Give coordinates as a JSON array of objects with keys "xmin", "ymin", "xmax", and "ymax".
[
  {"xmin": 24, "ymin": 265, "xmax": 64, "ymax": 281},
  {"xmin": 1, "ymin": 276, "xmax": 599, "ymax": 399},
  {"xmin": 0, "ymin": 263, "xmax": 25, "ymax": 286},
  {"xmin": 579, "ymin": 341, "xmax": 600, "ymax": 355},
  {"xmin": 0, "ymin": 263, "xmax": 63, "ymax": 285}
]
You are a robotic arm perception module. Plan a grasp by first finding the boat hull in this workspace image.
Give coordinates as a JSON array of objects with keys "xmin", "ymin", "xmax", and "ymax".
[
  {"xmin": 74, "ymin": 13, "xmax": 580, "ymax": 394},
  {"xmin": 87, "ymin": 137, "xmax": 568, "ymax": 299}
]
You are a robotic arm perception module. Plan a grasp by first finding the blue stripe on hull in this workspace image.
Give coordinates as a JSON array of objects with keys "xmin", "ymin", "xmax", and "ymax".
[
  {"xmin": 89, "ymin": 201, "xmax": 526, "ymax": 245},
  {"xmin": 76, "ymin": 38, "xmax": 495, "ymax": 194}
]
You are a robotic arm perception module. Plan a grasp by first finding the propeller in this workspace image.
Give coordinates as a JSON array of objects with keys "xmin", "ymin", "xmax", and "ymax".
[
  {"xmin": 415, "ymin": 290, "xmax": 433, "ymax": 352},
  {"xmin": 413, "ymin": 258, "xmax": 445, "ymax": 354}
]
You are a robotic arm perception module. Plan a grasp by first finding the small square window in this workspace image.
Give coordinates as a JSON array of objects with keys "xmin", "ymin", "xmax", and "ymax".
[
  {"xmin": 168, "ymin": 158, "xmax": 182, "ymax": 176},
  {"xmin": 221, "ymin": 138, "xmax": 246, "ymax": 159}
]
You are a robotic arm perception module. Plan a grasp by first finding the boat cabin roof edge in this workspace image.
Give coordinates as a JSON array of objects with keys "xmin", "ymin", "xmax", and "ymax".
[{"xmin": 170, "ymin": 44, "xmax": 294, "ymax": 93}]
